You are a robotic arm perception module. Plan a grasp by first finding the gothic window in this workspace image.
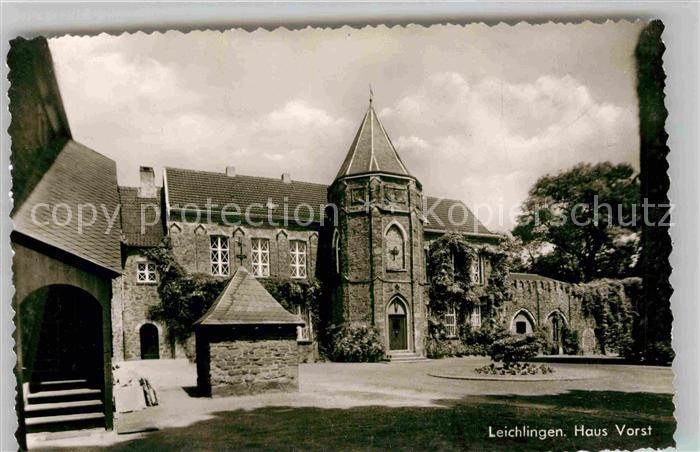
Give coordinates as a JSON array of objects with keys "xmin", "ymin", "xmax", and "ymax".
[
  {"xmin": 210, "ymin": 236, "xmax": 230, "ymax": 276},
  {"xmin": 136, "ymin": 261, "xmax": 157, "ymax": 283},
  {"xmin": 290, "ymin": 240, "xmax": 307, "ymax": 279},
  {"xmin": 470, "ymin": 255, "xmax": 485, "ymax": 285},
  {"xmin": 516, "ymin": 321, "xmax": 527, "ymax": 334},
  {"xmin": 470, "ymin": 304, "xmax": 481, "ymax": 328},
  {"xmin": 385, "ymin": 224, "xmax": 405, "ymax": 271},
  {"xmin": 251, "ymin": 238, "xmax": 270, "ymax": 278},
  {"xmin": 332, "ymin": 230, "xmax": 340, "ymax": 274},
  {"xmin": 445, "ymin": 307, "xmax": 457, "ymax": 338}
]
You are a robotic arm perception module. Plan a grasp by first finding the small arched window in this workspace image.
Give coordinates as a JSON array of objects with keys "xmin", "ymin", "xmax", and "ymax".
[
  {"xmin": 385, "ymin": 224, "xmax": 406, "ymax": 271},
  {"xmin": 332, "ymin": 229, "xmax": 340, "ymax": 274}
]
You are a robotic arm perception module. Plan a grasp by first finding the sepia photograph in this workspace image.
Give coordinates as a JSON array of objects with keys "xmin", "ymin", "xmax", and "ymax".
[{"xmin": 8, "ymin": 19, "xmax": 674, "ymax": 450}]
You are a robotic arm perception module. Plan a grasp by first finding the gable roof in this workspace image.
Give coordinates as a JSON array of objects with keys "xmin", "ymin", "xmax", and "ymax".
[
  {"xmin": 165, "ymin": 167, "xmax": 328, "ymax": 224},
  {"xmin": 11, "ymin": 139, "xmax": 122, "ymax": 273},
  {"xmin": 196, "ymin": 267, "xmax": 304, "ymax": 326},
  {"xmin": 164, "ymin": 166, "xmax": 495, "ymax": 236},
  {"xmin": 118, "ymin": 186, "xmax": 164, "ymax": 247},
  {"xmin": 335, "ymin": 106, "xmax": 412, "ymax": 180},
  {"xmin": 423, "ymin": 197, "xmax": 494, "ymax": 236}
]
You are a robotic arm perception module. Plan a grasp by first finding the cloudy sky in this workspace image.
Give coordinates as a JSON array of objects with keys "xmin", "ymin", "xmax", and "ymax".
[{"xmin": 49, "ymin": 22, "xmax": 644, "ymax": 232}]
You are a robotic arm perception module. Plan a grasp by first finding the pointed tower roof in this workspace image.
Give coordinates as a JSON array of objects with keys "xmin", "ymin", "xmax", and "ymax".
[
  {"xmin": 335, "ymin": 104, "xmax": 413, "ymax": 180},
  {"xmin": 196, "ymin": 267, "xmax": 304, "ymax": 326}
]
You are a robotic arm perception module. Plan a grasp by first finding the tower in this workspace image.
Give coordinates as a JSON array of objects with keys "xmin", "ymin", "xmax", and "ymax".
[{"xmin": 328, "ymin": 100, "xmax": 427, "ymax": 357}]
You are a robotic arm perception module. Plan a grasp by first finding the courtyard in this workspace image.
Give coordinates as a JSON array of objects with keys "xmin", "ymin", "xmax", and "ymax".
[{"xmin": 28, "ymin": 357, "xmax": 674, "ymax": 451}]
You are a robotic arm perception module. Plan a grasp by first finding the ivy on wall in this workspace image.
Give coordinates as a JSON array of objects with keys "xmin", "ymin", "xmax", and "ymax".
[
  {"xmin": 577, "ymin": 277, "xmax": 639, "ymax": 356},
  {"xmin": 261, "ymin": 278, "xmax": 322, "ymax": 338},
  {"xmin": 427, "ymin": 232, "xmax": 509, "ymax": 324},
  {"xmin": 143, "ymin": 239, "xmax": 322, "ymax": 345}
]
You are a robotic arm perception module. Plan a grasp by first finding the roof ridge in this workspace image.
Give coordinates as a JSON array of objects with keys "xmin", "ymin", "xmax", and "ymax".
[{"xmin": 166, "ymin": 166, "xmax": 329, "ymax": 188}]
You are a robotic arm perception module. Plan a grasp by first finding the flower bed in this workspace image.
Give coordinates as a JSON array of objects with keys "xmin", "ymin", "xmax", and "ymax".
[{"xmin": 475, "ymin": 362, "xmax": 554, "ymax": 376}]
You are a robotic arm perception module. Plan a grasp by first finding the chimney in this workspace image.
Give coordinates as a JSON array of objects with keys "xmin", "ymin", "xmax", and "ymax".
[
  {"xmin": 225, "ymin": 166, "xmax": 236, "ymax": 177},
  {"xmin": 138, "ymin": 166, "xmax": 157, "ymax": 198},
  {"xmin": 281, "ymin": 172, "xmax": 291, "ymax": 184}
]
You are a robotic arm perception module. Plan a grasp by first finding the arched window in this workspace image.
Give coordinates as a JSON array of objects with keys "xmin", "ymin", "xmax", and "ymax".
[
  {"xmin": 332, "ymin": 229, "xmax": 340, "ymax": 274},
  {"xmin": 140, "ymin": 323, "xmax": 159, "ymax": 360},
  {"xmin": 385, "ymin": 224, "xmax": 406, "ymax": 271},
  {"xmin": 511, "ymin": 309, "xmax": 536, "ymax": 335}
]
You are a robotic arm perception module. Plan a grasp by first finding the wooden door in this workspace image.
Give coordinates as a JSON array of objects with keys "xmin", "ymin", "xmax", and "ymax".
[{"xmin": 389, "ymin": 314, "xmax": 407, "ymax": 350}]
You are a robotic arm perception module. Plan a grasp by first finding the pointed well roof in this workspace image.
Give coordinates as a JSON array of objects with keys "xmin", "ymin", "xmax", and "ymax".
[
  {"xmin": 196, "ymin": 267, "xmax": 304, "ymax": 326},
  {"xmin": 335, "ymin": 105, "xmax": 413, "ymax": 180}
]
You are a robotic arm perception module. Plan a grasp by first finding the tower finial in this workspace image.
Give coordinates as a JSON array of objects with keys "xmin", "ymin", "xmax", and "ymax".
[{"xmin": 369, "ymin": 84, "xmax": 374, "ymax": 106}]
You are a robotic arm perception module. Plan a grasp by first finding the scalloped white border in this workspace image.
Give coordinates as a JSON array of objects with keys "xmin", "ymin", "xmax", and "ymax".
[{"xmin": 2, "ymin": 4, "xmax": 697, "ymax": 450}]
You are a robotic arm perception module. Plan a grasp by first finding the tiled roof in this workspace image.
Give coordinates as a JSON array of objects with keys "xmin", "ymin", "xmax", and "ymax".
[
  {"xmin": 196, "ymin": 266, "xmax": 304, "ymax": 326},
  {"xmin": 118, "ymin": 186, "xmax": 164, "ymax": 247},
  {"xmin": 165, "ymin": 167, "xmax": 329, "ymax": 224},
  {"xmin": 12, "ymin": 140, "xmax": 122, "ymax": 273},
  {"xmin": 165, "ymin": 167, "xmax": 494, "ymax": 236},
  {"xmin": 335, "ymin": 106, "xmax": 412, "ymax": 179},
  {"xmin": 423, "ymin": 196, "xmax": 495, "ymax": 236}
]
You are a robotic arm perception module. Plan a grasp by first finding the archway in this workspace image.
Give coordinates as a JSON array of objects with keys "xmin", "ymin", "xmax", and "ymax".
[
  {"xmin": 387, "ymin": 298, "xmax": 408, "ymax": 351},
  {"xmin": 21, "ymin": 285, "xmax": 103, "ymax": 385},
  {"xmin": 140, "ymin": 323, "xmax": 160, "ymax": 360},
  {"xmin": 510, "ymin": 309, "xmax": 536, "ymax": 335},
  {"xmin": 547, "ymin": 310, "xmax": 568, "ymax": 354}
]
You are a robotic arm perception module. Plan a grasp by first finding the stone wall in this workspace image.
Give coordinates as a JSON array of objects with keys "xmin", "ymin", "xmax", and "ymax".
[
  {"xmin": 168, "ymin": 221, "xmax": 319, "ymax": 280},
  {"xmin": 197, "ymin": 326, "xmax": 299, "ymax": 397},
  {"xmin": 504, "ymin": 274, "xmax": 596, "ymax": 354},
  {"xmin": 116, "ymin": 249, "xmax": 173, "ymax": 361}
]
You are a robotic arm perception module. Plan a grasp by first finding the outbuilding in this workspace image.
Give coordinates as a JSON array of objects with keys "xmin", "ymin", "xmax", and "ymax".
[{"xmin": 195, "ymin": 267, "xmax": 304, "ymax": 397}]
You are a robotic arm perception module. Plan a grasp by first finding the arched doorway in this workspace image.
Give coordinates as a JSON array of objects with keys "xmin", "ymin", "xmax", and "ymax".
[
  {"xmin": 547, "ymin": 311, "xmax": 568, "ymax": 355},
  {"xmin": 387, "ymin": 298, "xmax": 408, "ymax": 351},
  {"xmin": 140, "ymin": 324, "xmax": 160, "ymax": 359},
  {"xmin": 21, "ymin": 285, "xmax": 103, "ymax": 385},
  {"xmin": 510, "ymin": 309, "xmax": 536, "ymax": 335}
]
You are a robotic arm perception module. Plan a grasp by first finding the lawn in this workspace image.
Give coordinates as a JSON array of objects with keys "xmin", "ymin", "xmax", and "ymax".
[{"xmin": 77, "ymin": 390, "xmax": 674, "ymax": 451}]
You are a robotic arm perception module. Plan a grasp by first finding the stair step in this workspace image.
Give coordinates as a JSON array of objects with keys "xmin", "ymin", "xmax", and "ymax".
[
  {"xmin": 25, "ymin": 413, "xmax": 105, "ymax": 427},
  {"xmin": 30, "ymin": 379, "xmax": 90, "ymax": 392},
  {"xmin": 27, "ymin": 388, "xmax": 101, "ymax": 405},
  {"xmin": 25, "ymin": 399, "xmax": 103, "ymax": 418},
  {"xmin": 387, "ymin": 352, "xmax": 426, "ymax": 362}
]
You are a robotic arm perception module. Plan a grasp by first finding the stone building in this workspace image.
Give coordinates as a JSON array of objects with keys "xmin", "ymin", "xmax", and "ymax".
[
  {"xmin": 10, "ymin": 36, "xmax": 604, "ymax": 439},
  {"xmin": 110, "ymin": 101, "xmax": 602, "ymax": 363},
  {"xmin": 195, "ymin": 267, "xmax": 303, "ymax": 397}
]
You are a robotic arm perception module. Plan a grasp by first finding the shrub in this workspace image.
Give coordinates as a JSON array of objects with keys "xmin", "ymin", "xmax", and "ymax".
[
  {"xmin": 646, "ymin": 341, "xmax": 674, "ymax": 365},
  {"xmin": 562, "ymin": 327, "xmax": 581, "ymax": 355},
  {"xmin": 459, "ymin": 321, "xmax": 509, "ymax": 356},
  {"xmin": 489, "ymin": 333, "xmax": 542, "ymax": 364},
  {"xmin": 329, "ymin": 325, "xmax": 385, "ymax": 362}
]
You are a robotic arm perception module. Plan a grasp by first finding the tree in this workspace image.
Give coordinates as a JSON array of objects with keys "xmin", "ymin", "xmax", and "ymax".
[{"xmin": 512, "ymin": 162, "xmax": 640, "ymax": 283}]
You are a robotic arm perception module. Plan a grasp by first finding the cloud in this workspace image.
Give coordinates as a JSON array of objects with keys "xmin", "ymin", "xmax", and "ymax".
[
  {"xmin": 266, "ymin": 100, "xmax": 349, "ymax": 130},
  {"xmin": 380, "ymin": 73, "xmax": 638, "ymax": 231}
]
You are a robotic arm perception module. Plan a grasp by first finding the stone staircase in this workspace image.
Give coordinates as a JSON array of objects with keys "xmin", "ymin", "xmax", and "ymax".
[
  {"xmin": 25, "ymin": 379, "xmax": 105, "ymax": 433},
  {"xmin": 386, "ymin": 351, "xmax": 427, "ymax": 363}
]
